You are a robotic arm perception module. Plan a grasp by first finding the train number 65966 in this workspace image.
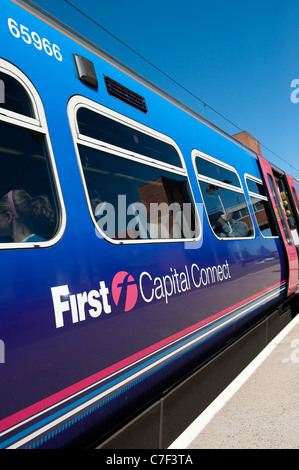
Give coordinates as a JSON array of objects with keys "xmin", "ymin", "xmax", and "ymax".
[{"xmin": 8, "ymin": 18, "xmax": 63, "ymax": 61}]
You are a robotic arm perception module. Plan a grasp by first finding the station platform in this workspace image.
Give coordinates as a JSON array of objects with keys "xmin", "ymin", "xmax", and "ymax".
[{"xmin": 169, "ymin": 314, "xmax": 299, "ymax": 449}]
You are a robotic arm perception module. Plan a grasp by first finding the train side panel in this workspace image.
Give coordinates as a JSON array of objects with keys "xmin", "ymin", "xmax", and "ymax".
[{"xmin": 0, "ymin": 0, "xmax": 292, "ymax": 448}]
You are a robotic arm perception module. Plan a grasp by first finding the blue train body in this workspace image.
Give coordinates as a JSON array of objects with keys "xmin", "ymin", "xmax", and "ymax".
[{"xmin": 0, "ymin": 0, "xmax": 298, "ymax": 449}]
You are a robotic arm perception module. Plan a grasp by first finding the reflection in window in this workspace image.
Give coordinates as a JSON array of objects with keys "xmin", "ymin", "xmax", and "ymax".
[
  {"xmin": 0, "ymin": 121, "xmax": 58, "ymax": 243},
  {"xmin": 291, "ymin": 187, "xmax": 299, "ymax": 216},
  {"xmin": 75, "ymin": 107, "xmax": 197, "ymax": 241},
  {"xmin": 199, "ymin": 182, "xmax": 252, "ymax": 238},
  {"xmin": 195, "ymin": 155, "xmax": 253, "ymax": 238},
  {"xmin": 196, "ymin": 158, "xmax": 240, "ymax": 188},
  {"xmin": 246, "ymin": 177, "xmax": 277, "ymax": 237},
  {"xmin": 79, "ymin": 146, "xmax": 195, "ymax": 240},
  {"xmin": 0, "ymin": 72, "xmax": 34, "ymax": 117},
  {"xmin": 268, "ymin": 174, "xmax": 292, "ymax": 245},
  {"xmin": 247, "ymin": 178, "xmax": 267, "ymax": 196},
  {"xmin": 77, "ymin": 108, "xmax": 182, "ymax": 168}
]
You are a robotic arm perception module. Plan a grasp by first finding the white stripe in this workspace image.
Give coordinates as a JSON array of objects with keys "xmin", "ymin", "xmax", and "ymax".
[
  {"xmin": 169, "ymin": 313, "xmax": 299, "ymax": 449},
  {"xmin": 8, "ymin": 320, "xmax": 224, "ymax": 448},
  {"xmin": 2, "ymin": 285, "xmax": 283, "ymax": 447}
]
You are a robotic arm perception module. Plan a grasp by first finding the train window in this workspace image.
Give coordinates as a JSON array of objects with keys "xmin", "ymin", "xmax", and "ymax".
[
  {"xmin": 274, "ymin": 174, "xmax": 297, "ymax": 231},
  {"xmin": 193, "ymin": 151, "xmax": 253, "ymax": 239},
  {"xmin": 78, "ymin": 146, "xmax": 195, "ymax": 239},
  {"xmin": 69, "ymin": 97, "xmax": 198, "ymax": 242},
  {"xmin": 0, "ymin": 72, "xmax": 34, "ymax": 118},
  {"xmin": 246, "ymin": 178, "xmax": 267, "ymax": 196},
  {"xmin": 195, "ymin": 158, "xmax": 241, "ymax": 188},
  {"xmin": 268, "ymin": 174, "xmax": 292, "ymax": 245},
  {"xmin": 77, "ymin": 108, "xmax": 182, "ymax": 168},
  {"xmin": 246, "ymin": 175, "xmax": 278, "ymax": 237},
  {"xmin": 0, "ymin": 61, "xmax": 65, "ymax": 248},
  {"xmin": 291, "ymin": 187, "xmax": 299, "ymax": 217}
]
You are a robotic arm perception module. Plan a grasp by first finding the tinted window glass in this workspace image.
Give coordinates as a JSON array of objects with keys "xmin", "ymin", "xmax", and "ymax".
[
  {"xmin": 246, "ymin": 177, "xmax": 277, "ymax": 237},
  {"xmin": 195, "ymin": 158, "xmax": 240, "ymax": 187},
  {"xmin": 77, "ymin": 108, "xmax": 182, "ymax": 168},
  {"xmin": 195, "ymin": 155, "xmax": 252, "ymax": 238},
  {"xmin": 0, "ymin": 72, "xmax": 34, "ymax": 117},
  {"xmin": 246, "ymin": 178, "xmax": 267, "ymax": 197},
  {"xmin": 251, "ymin": 197, "xmax": 277, "ymax": 237},
  {"xmin": 291, "ymin": 187, "xmax": 299, "ymax": 216},
  {"xmin": 79, "ymin": 145, "xmax": 195, "ymax": 240},
  {"xmin": 0, "ymin": 121, "xmax": 58, "ymax": 243},
  {"xmin": 199, "ymin": 180, "xmax": 252, "ymax": 238},
  {"xmin": 268, "ymin": 174, "xmax": 292, "ymax": 245}
]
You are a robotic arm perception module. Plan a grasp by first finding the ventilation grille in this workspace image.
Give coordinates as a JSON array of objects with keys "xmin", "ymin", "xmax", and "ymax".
[{"xmin": 104, "ymin": 76, "xmax": 148, "ymax": 113}]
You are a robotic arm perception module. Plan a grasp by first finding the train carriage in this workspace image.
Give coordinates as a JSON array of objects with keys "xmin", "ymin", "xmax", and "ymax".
[{"xmin": 0, "ymin": 0, "xmax": 298, "ymax": 449}]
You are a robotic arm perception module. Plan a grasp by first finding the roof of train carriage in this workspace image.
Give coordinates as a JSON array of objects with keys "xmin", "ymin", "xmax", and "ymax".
[
  {"xmin": 18, "ymin": 0, "xmax": 261, "ymax": 160},
  {"xmin": 11, "ymin": 0, "xmax": 296, "ymax": 183}
]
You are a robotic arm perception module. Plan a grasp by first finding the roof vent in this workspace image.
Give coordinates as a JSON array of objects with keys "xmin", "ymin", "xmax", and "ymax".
[{"xmin": 104, "ymin": 76, "xmax": 148, "ymax": 113}]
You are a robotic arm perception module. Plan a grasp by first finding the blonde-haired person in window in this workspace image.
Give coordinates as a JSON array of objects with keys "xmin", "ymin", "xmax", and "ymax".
[{"xmin": 0, "ymin": 189, "xmax": 55, "ymax": 242}]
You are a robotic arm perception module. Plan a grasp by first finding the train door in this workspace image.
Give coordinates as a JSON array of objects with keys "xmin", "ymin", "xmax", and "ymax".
[
  {"xmin": 274, "ymin": 171, "xmax": 299, "ymax": 282},
  {"xmin": 258, "ymin": 155, "xmax": 299, "ymax": 296},
  {"xmin": 282, "ymin": 173, "xmax": 299, "ymax": 248}
]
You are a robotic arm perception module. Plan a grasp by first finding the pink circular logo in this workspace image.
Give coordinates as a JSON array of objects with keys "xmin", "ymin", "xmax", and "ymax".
[{"xmin": 112, "ymin": 271, "xmax": 138, "ymax": 312}]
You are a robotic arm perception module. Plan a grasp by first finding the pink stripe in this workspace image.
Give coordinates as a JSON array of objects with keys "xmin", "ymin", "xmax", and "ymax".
[{"xmin": 0, "ymin": 280, "xmax": 285, "ymax": 433}]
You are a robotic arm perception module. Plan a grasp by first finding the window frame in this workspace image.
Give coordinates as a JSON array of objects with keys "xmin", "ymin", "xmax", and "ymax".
[
  {"xmin": 245, "ymin": 173, "xmax": 278, "ymax": 239},
  {"xmin": 0, "ymin": 68, "xmax": 39, "ymax": 128},
  {"xmin": 192, "ymin": 149, "xmax": 254, "ymax": 240},
  {"xmin": 267, "ymin": 173, "xmax": 293, "ymax": 246},
  {"xmin": 0, "ymin": 58, "xmax": 66, "ymax": 249},
  {"xmin": 68, "ymin": 95, "xmax": 201, "ymax": 245},
  {"xmin": 291, "ymin": 187, "xmax": 299, "ymax": 217}
]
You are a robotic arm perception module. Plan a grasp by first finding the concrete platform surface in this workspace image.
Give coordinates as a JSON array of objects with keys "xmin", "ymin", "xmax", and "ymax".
[{"xmin": 169, "ymin": 314, "xmax": 299, "ymax": 449}]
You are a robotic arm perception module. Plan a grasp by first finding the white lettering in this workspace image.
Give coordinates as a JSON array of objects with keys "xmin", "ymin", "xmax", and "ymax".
[
  {"xmin": 51, "ymin": 285, "xmax": 71, "ymax": 328},
  {"xmin": 154, "ymin": 276, "xmax": 164, "ymax": 301},
  {"xmin": 69, "ymin": 294, "xmax": 79, "ymax": 324},
  {"xmin": 8, "ymin": 18, "xmax": 63, "ymax": 61},
  {"xmin": 191, "ymin": 261, "xmax": 231, "ymax": 288},
  {"xmin": 150, "ymin": 454, "xmax": 193, "ymax": 465},
  {"xmin": 51, "ymin": 262, "xmax": 231, "ymax": 328},
  {"xmin": 106, "ymin": 455, "xmax": 141, "ymax": 467},
  {"xmin": 223, "ymin": 260, "xmax": 231, "ymax": 279},
  {"xmin": 139, "ymin": 271, "xmax": 154, "ymax": 303},
  {"xmin": 99, "ymin": 281, "xmax": 112, "ymax": 314},
  {"xmin": 77, "ymin": 292, "xmax": 88, "ymax": 321},
  {"xmin": 51, "ymin": 281, "xmax": 112, "ymax": 328},
  {"xmin": 163, "ymin": 274, "xmax": 173, "ymax": 304},
  {"xmin": 191, "ymin": 263, "xmax": 201, "ymax": 287},
  {"xmin": 180, "ymin": 268, "xmax": 190, "ymax": 292},
  {"xmin": 217, "ymin": 264, "xmax": 223, "ymax": 281},
  {"xmin": 88, "ymin": 290, "xmax": 102, "ymax": 318}
]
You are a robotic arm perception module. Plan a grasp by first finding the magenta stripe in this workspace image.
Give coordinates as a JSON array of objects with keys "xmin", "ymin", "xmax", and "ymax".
[{"xmin": 0, "ymin": 280, "xmax": 285, "ymax": 433}]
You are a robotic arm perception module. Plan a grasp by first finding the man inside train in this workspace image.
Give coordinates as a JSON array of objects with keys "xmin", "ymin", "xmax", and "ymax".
[{"xmin": 217, "ymin": 211, "xmax": 249, "ymax": 238}]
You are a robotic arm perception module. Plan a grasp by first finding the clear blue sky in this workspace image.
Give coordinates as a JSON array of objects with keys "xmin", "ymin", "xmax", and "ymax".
[{"xmin": 31, "ymin": 0, "xmax": 299, "ymax": 178}]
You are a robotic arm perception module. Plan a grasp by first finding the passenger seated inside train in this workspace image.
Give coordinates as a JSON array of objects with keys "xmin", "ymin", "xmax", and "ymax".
[
  {"xmin": 0, "ymin": 189, "xmax": 56, "ymax": 242},
  {"xmin": 216, "ymin": 212, "xmax": 249, "ymax": 238}
]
